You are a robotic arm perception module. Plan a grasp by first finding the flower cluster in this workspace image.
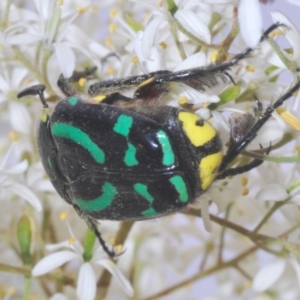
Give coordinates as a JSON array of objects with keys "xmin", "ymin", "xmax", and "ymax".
[{"xmin": 1, "ymin": 0, "xmax": 300, "ymax": 299}]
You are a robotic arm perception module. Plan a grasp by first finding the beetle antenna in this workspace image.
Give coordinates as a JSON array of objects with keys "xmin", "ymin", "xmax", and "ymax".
[{"xmin": 17, "ymin": 84, "xmax": 48, "ymax": 108}]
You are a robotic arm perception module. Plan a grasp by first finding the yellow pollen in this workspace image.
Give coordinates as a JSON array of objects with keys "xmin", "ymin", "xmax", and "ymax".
[
  {"xmin": 269, "ymin": 29, "xmax": 284, "ymax": 38},
  {"xmin": 40, "ymin": 112, "xmax": 48, "ymax": 123},
  {"xmin": 159, "ymin": 41, "xmax": 167, "ymax": 49},
  {"xmin": 210, "ymin": 51, "xmax": 218, "ymax": 63},
  {"xmin": 241, "ymin": 177, "xmax": 248, "ymax": 186},
  {"xmin": 105, "ymin": 38, "xmax": 114, "ymax": 49},
  {"xmin": 242, "ymin": 187, "xmax": 249, "ymax": 196},
  {"xmin": 131, "ymin": 55, "xmax": 139, "ymax": 64},
  {"xmin": 56, "ymin": 0, "xmax": 63, "ymax": 5},
  {"xmin": 0, "ymin": 44, "xmax": 4, "ymax": 51},
  {"xmin": 276, "ymin": 107, "xmax": 300, "ymax": 130},
  {"xmin": 7, "ymin": 287, "xmax": 16, "ymax": 296},
  {"xmin": 110, "ymin": 8, "xmax": 118, "ymax": 18},
  {"xmin": 115, "ymin": 244, "xmax": 123, "ymax": 254},
  {"xmin": 110, "ymin": 237, "xmax": 116, "ymax": 245},
  {"xmin": 28, "ymin": 296, "xmax": 36, "ymax": 300},
  {"xmin": 78, "ymin": 78, "xmax": 87, "ymax": 87},
  {"xmin": 68, "ymin": 237, "xmax": 75, "ymax": 245},
  {"xmin": 107, "ymin": 66, "xmax": 115, "ymax": 75},
  {"xmin": 245, "ymin": 65, "xmax": 255, "ymax": 72},
  {"xmin": 93, "ymin": 95, "xmax": 106, "ymax": 102},
  {"xmin": 178, "ymin": 96, "xmax": 188, "ymax": 105},
  {"xmin": 295, "ymin": 145, "xmax": 300, "ymax": 153},
  {"xmin": 9, "ymin": 131, "xmax": 19, "ymax": 141},
  {"xmin": 0, "ymin": 148, "xmax": 3, "ymax": 154},
  {"xmin": 109, "ymin": 23, "xmax": 117, "ymax": 34},
  {"xmin": 90, "ymin": 5, "xmax": 99, "ymax": 13},
  {"xmin": 77, "ymin": 6, "xmax": 87, "ymax": 13},
  {"xmin": 245, "ymin": 280, "xmax": 252, "ymax": 289},
  {"xmin": 59, "ymin": 211, "xmax": 68, "ymax": 220}
]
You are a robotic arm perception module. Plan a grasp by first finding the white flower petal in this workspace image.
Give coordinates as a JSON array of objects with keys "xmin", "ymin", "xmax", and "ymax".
[
  {"xmin": 53, "ymin": 43, "xmax": 75, "ymax": 78},
  {"xmin": 50, "ymin": 293, "xmax": 68, "ymax": 300},
  {"xmin": 5, "ymin": 160, "xmax": 28, "ymax": 175},
  {"xmin": 32, "ymin": 251, "xmax": 78, "ymax": 276},
  {"xmin": 76, "ymin": 263, "xmax": 96, "ymax": 300},
  {"xmin": 253, "ymin": 259, "xmax": 286, "ymax": 292},
  {"xmin": 174, "ymin": 52, "xmax": 207, "ymax": 71},
  {"xmin": 271, "ymin": 11, "xmax": 300, "ymax": 65},
  {"xmin": 93, "ymin": 259, "xmax": 134, "ymax": 297},
  {"xmin": 238, "ymin": 0, "xmax": 262, "ymax": 48},
  {"xmin": 290, "ymin": 259, "xmax": 300, "ymax": 286},
  {"xmin": 141, "ymin": 17, "xmax": 165, "ymax": 60},
  {"xmin": 175, "ymin": 10, "xmax": 211, "ymax": 44},
  {"xmin": 7, "ymin": 182, "xmax": 42, "ymax": 211},
  {"xmin": 9, "ymin": 102, "xmax": 32, "ymax": 134},
  {"xmin": 287, "ymin": 0, "xmax": 300, "ymax": 5},
  {"xmin": 46, "ymin": 240, "xmax": 74, "ymax": 252},
  {"xmin": 256, "ymin": 183, "xmax": 289, "ymax": 202}
]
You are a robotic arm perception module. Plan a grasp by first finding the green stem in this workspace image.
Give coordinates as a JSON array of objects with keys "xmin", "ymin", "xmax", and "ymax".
[
  {"xmin": 142, "ymin": 246, "xmax": 257, "ymax": 300},
  {"xmin": 253, "ymin": 200, "xmax": 289, "ymax": 234},
  {"xmin": 217, "ymin": 203, "xmax": 232, "ymax": 263},
  {"xmin": 41, "ymin": 48, "xmax": 55, "ymax": 94},
  {"xmin": 23, "ymin": 275, "xmax": 31, "ymax": 300},
  {"xmin": 266, "ymin": 35, "xmax": 298, "ymax": 72},
  {"xmin": 169, "ymin": 18, "xmax": 186, "ymax": 61},
  {"xmin": 0, "ymin": 0, "xmax": 12, "ymax": 31},
  {"xmin": 13, "ymin": 46, "xmax": 43, "ymax": 83},
  {"xmin": 0, "ymin": 263, "xmax": 31, "ymax": 276},
  {"xmin": 175, "ymin": 19, "xmax": 220, "ymax": 50},
  {"xmin": 244, "ymin": 151, "xmax": 300, "ymax": 163}
]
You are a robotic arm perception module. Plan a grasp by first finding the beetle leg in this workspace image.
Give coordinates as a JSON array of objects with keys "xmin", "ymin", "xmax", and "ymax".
[
  {"xmin": 73, "ymin": 204, "xmax": 118, "ymax": 257},
  {"xmin": 217, "ymin": 79, "xmax": 300, "ymax": 178}
]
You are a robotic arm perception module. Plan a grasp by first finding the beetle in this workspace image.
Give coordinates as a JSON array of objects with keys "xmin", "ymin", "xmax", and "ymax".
[{"xmin": 18, "ymin": 23, "xmax": 300, "ymax": 257}]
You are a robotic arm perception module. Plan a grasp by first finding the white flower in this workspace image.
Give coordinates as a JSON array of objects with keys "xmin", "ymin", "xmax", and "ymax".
[
  {"xmin": 0, "ymin": 144, "xmax": 42, "ymax": 211},
  {"xmin": 238, "ymin": 0, "xmax": 262, "ymax": 48},
  {"xmin": 32, "ymin": 223, "xmax": 133, "ymax": 300}
]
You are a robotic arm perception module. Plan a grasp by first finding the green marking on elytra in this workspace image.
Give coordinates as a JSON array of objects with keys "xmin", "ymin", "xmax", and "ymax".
[
  {"xmin": 68, "ymin": 96, "xmax": 78, "ymax": 106},
  {"xmin": 169, "ymin": 175, "xmax": 188, "ymax": 203},
  {"xmin": 134, "ymin": 183, "xmax": 154, "ymax": 203},
  {"xmin": 141, "ymin": 207, "xmax": 157, "ymax": 217},
  {"xmin": 156, "ymin": 130, "xmax": 175, "ymax": 166},
  {"xmin": 47, "ymin": 157, "xmax": 53, "ymax": 169},
  {"xmin": 113, "ymin": 115, "xmax": 133, "ymax": 137},
  {"xmin": 52, "ymin": 123, "xmax": 105, "ymax": 164},
  {"xmin": 76, "ymin": 182, "xmax": 117, "ymax": 211},
  {"xmin": 124, "ymin": 142, "xmax": 138, "ymax": 166},
  {"xmin": 113, "ymin": 115, "xmax": 139, "ymax": 166}
]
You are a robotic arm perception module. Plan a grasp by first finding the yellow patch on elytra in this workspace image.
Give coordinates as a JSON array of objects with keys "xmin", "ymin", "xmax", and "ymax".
[
  {"xmin": 199, "ymin": 152, "xmax": 222, "ymax": 190},
  {"xmin": 178, "ymin": 112, "xmax": 217, "ymax": 147}
]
